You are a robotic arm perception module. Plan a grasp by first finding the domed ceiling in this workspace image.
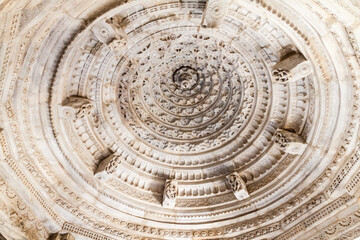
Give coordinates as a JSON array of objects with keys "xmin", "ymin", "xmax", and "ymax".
[{"xmin": 0, "ymin": 0, "xmax": 360, "ymax": 239}]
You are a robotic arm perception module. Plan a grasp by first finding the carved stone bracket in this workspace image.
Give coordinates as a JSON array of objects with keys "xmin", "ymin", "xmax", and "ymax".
[
  {"xmin": 272, "ymin": 53, "xmax": 312, "ymax": 83},
  {"xmin": 61, "ymin": 96, "xmax": 94, "ymax": 119},
  {"xmin": 105, "ymin": 15, "xmax": 128, "ymax": 40},
  {"xmin": 202, "ymin": 0, "xmax": 231, "ymax": 28},
  {"xmin": 91, "ymin": 21, "xmax": 115, "ymax": 45},
  {"xmin": 92, "ymin": 17, "xmax": 128, "ymax": 52},
  {"xmin": 94, "ymin": 153, "xmax": 121, "ymax": 181},
  {"xmin": 226, "ymin": 172, "xmax": 250, "ymax": 201},
  {"xmin": 273, "ymin": 129, "xmax": 308, "ymax": 155},
  {"xmin": 162, "ymin": 180, "xmax": 178, "ymax": 208},
  {"xmin": 49, "ymin": 232, "xmax": 75, "ymax": 240}
]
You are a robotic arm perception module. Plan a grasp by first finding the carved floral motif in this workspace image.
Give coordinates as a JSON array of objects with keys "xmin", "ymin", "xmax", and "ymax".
[{"xmin": 0, "ymin": 0, "xmax": 359, "ymax": 239}]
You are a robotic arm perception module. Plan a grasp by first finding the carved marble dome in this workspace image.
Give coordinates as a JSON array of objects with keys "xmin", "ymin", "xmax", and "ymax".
[{"xmin": 0, "ymin": 0, "xmax": 360, "ymax": 239}]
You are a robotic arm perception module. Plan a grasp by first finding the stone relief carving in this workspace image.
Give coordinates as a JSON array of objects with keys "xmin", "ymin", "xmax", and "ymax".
[
  {"xmin": 91, "ymin": 21, "xmax": 115, "ymax": 45},
  {"xmin": 61, "ymin": 96, "xmax": 94, "ymax": 119},
  {"xmin": 272, "ymin": 68, "xmax": 291, "ymax": 83},
  {"xmin": 272, "ymin": 53, "xmax": 312, "ymax": 83},
  {"xmin": 94, "ymin": 153, "xmax": 121, "ymax": 181},
  {"xmin": 273, "ymin": 129, "xmax": 308, "ymax": 155},
  {"xmin": 112, "ymin": 32, "xmax": 256, "ymax": 155},
  {"xmin": 226, "ymin": 172, "xmax": 249, "ymax": 201},
  {"xmin": 0, "ymin": 0, "xmax": 359, "ymax": 239},
  {"xmin": 202, "ymin": 0, "xmax": 231, "ymax": 28},
  {"xmin": 105, "ymin": 15, "xmax": 128, "ymax": 40},
  {"xmin": 162, "ymin": 180, "xmax": 178, "ymax": 208},
  {"xmin": 0, "ymin": 177, "xmax": 48, "ymax": 240}
]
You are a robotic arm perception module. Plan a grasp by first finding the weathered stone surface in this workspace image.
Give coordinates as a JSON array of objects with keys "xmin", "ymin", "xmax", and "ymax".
[
  {"xmin": 49, "ymin": 233, "xmax": 75, "ymax": 240},
  {"xmin": 0, "ymin": 0, "xmax": 360, "ymax": 239}
]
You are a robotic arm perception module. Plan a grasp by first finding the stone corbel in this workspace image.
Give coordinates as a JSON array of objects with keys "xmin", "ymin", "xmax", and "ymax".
[
  {"xmin": 202, "ymin": 0, "xmax": 231, "ymax": 28},
  {"xmin": 61, "ymin": 96, "xmax": 94, "ymax": 119},
  {"xmin": 226, "ymin": 172, "xmax": 249, "ymax": 201},
  {"xmin": 49, "ymin": 233, "xmax": 75, "ymax": 240},
  {"xmin": 94, "ymin": 153, "xmax": 121, "ymax": 181},
  {"xmin": 162, "ymin": 180, "xmax": 178, "ymax": 208},
  {"xmin": 92, "ymin": 17, "xmax": 128, "ymax": 52},
  {"xmin": 106, "ymin": 15, "xmax": 128, "ymax": 39},
  {"xmin": 90, "ymin": 14, "xmax": 129, "ymax": 53},
  {"xmin": 91, "ymin": 21, "xmax": 115, "ymax": 45},
  {"xmin": 273, "ymin": 129, "xmax": 308, "ymax": 155},
  {"xmin": 272, "ymin": 53, "xmax": 312, "ymax": 83}
]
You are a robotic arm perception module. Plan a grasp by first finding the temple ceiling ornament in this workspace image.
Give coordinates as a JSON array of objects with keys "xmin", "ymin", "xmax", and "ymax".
[{"xmin": 0, "ymin": 0, "xmax": 359, "ymax": 239}]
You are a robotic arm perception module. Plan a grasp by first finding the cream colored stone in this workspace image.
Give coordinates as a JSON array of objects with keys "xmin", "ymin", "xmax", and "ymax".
[
  {"xmin": 0, "ymin": 0, "xmax": 359, "ymax": 239},
  {"xmin": 226, "ymin": 172, "xmax": 250, "ymax": 201}
]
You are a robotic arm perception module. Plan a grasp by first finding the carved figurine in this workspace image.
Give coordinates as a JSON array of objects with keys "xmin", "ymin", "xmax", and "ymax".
[
  {"xmin": 226, "ymin": 172, "xmax": 250, "ymax": 201},
  {"xmin": 61, "ymin": 96, "xmax": 94, "ymax": 119},
  {"xmin": 162, "ymin": 180, "xmax": 178, "ymax": 207},
  {"xmin": 273, "ymin": 129, "xmax": 308, "ymax": 155},
  {"xmin": 94, "ymin": 154, "xmax": 121, "ymax": 181},
  {"xmin": 272, "ymin": 53, "xmax": 312, "ymax": 83}
]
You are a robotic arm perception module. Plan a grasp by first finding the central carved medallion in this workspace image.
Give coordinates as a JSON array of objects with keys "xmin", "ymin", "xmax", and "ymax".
[
  {"xmin": 172, "ymin": 66, "xmax": 199, "ymax": 90},
  {"xmin": 112, "ymin": 32, "xmax": 252, "ymax": 154}
]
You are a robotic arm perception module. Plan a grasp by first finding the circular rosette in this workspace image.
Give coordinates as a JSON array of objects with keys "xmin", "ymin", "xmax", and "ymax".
[{"xmin": 110, "ymin": 33, "xmax": 252, "ymax": 155}]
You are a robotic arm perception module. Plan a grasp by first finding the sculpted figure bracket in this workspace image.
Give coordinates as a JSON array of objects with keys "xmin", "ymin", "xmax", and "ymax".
[
  {"xmin": 61, "ymin": 96, "xmax": 94, "ymax": 119},
  {"xmin": 272, "ymin": 53, "xmax": 312, "ymax": 83},
  {"xmin": 162, "ymin": 180, "xmax": 178, "ymax": 208},
  {"xmin": 105, "ymin": 15, "xmax": 128, "ymax": 40},
  {"xmin": 91, "ymin": 21, "xmax": 116, "ymax": 45},
  {"xmin": 273, "ymin": 129, "xmax": 308, "ymax": 155},
  {"xmin": 92, "ymin": 16, "xmax": 129, "ymax": 53},
  {"xmin": 226, "ymin": 172, "xmax": 250, "ymax": 201},
  {"xmin": 94, "ymin": 153, "xmax": 122, "ymax": 181}
]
